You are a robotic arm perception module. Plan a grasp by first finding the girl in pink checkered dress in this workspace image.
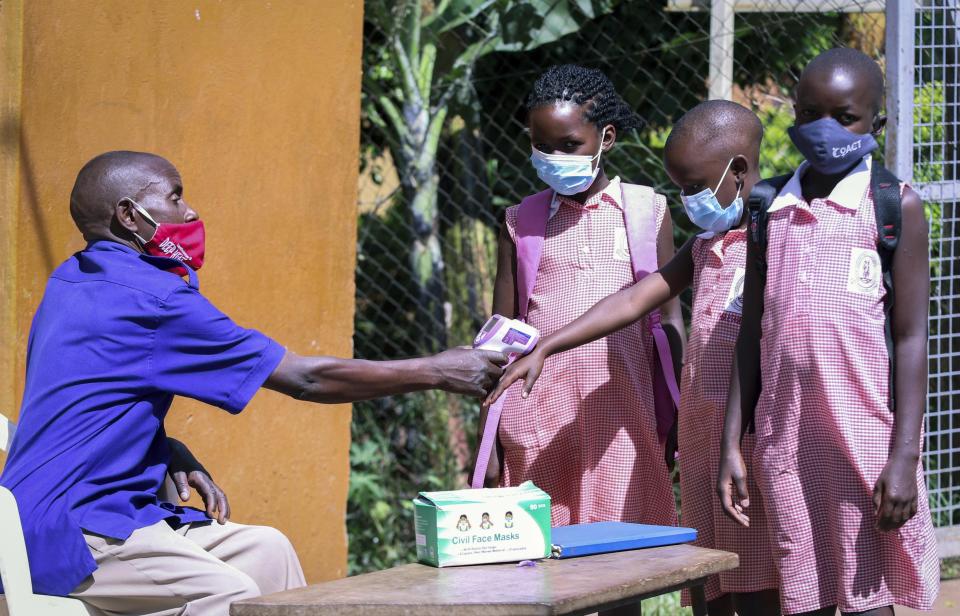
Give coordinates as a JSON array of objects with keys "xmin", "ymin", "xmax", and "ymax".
[
  {"xmin": 719, "ymin": 49, "xmax": 940, "ymax": 615},
  {"xmin": 474, "ymin": 65, "xmax": 686, "ymax": 541},
  {"xmin": 491, "ymin": 100, "xmax": 781, "ymax": 616}
]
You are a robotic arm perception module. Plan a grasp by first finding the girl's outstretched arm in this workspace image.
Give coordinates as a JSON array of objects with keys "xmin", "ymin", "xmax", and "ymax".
[
  {"xmin": 485, "ymin": 238, "xmax": 696, "ymax": 404},
  {"xmin": 718, "ymin": 224, "xmax": 763, "ymax": 528},
  {"xmin": 874, "ymin": 187, "xmax": 929, "ymax": 531},
  {"xmin": 473, "ymin": 221, "xmax": 519, "ymax": 487}
]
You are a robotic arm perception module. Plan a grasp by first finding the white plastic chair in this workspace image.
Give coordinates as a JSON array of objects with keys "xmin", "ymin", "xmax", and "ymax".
[
  {"xmin": 0, "ymin": 413, "xmax": 89, "ymax": 616},
  {"xmin": 0, "ymin": 414, "xmax": 13, "ymax": 454}
]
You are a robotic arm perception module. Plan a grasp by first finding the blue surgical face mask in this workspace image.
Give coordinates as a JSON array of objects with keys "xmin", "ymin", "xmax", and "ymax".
[
  {"xmin": 787, "ymin": 117, "xmax": 878, "ymax": 175},
  {"xmin": 680, "ymin": 157, "xmax": 744, "ymax": 235},
  {"xmin": 530, "ymin": 137, "xmax": 604, "ymax": 196}
]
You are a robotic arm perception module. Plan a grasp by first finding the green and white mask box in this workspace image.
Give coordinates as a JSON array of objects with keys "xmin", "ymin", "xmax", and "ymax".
[{"xmin": 413, "ymin": 481, "xmax": 551, "ymax": 567}]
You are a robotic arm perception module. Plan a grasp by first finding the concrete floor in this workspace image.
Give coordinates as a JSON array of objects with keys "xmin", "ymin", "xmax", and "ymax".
[{"xmin": 898, "ymin": 578, "xmax": 959, "ymax": 615}]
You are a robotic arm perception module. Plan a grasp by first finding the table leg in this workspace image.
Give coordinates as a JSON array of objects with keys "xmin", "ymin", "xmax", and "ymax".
[{"xmin": 690, "ymin": 583, "xmax": 708, "ymax": 616}]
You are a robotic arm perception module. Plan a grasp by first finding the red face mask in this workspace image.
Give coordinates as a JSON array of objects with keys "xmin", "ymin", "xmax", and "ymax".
[{"xmin": 129, "ymin": 200, "xmax": 205, "ymax": 276}]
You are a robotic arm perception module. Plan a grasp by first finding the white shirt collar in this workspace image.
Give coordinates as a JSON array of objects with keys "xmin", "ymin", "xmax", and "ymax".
[
  {"xmin": 768, "ymin": 156, "xmax": 871, "ymax": 213},
  {"xmin": 548, "ymin": 176, "xmax": 622, "ymax": 219}
]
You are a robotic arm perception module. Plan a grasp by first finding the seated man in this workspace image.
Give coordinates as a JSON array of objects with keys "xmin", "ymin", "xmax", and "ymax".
[{"xmin": 0, "ymin": 151, "xmax": 507, "ymax": 616}]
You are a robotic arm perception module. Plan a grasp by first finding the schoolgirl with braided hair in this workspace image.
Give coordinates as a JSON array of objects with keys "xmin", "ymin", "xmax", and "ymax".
[{"xmin": 475, "ymin": 65, "xmax": 685, "ymax": 551}]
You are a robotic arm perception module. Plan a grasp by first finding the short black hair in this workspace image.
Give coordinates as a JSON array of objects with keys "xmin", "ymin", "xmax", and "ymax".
[
  {"xmin": 664, "ymin": 100, "xmax": 763, "ymax": 165},
  {"xmin": 802, "ymin": 47, "xmax": 884, "ymax": 114},
  {"xmin": 70, "ymin": 150, "xmax": 172, "ymax": 239},
  {"xmin": 525, "ymin": 64, "xmax": 644, "ymax": 134}
]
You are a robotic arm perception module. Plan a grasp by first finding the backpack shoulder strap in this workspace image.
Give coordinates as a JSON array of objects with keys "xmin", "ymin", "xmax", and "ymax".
[
  {"xmin": 870, "ymin": 163, "xmax": 902, "ymax": 271},
  {"xmin": 740, "ymin": 173, "xmax": 790, "ymax": 437},
  {"xmin": 619, "ymin": 183, "xmax": 658, "ymax": 281},
  {"xmin": 747, "ymin": 174, "xmax": 790, "ymax": 259},
  {"xmin": 620, "ymin": 183, "xmax": 680, "ymax": 442},
  {"xmin": 869, "ymin": 162, "xmax": 903, "ymax": 413},
  {"xmin": 514, "ymin": 189, "xmax": 553, "ymax": 320}
]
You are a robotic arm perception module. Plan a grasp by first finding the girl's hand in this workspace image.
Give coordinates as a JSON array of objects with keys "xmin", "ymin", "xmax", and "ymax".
[
  {"xmin": 717, "ymin": 448, "xmax": 750, "ymax": 527},
  {"xmin": 483, "ymin": 349, "xmax": 547, "ymax": 406},
  {"xmin": 873, "ymin": 454, "xmax": 919, "ymax": 531}
]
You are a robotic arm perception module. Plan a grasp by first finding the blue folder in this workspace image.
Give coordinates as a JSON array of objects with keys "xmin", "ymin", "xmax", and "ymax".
[{"xmin": 550, "ymin": 522, "xmax": 697, "ymax": 558}]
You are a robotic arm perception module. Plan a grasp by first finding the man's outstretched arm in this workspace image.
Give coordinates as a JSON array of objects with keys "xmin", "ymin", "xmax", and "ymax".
[{"xmin": 264, "ymin": 348, "xmax": 507, "ymax": 404}]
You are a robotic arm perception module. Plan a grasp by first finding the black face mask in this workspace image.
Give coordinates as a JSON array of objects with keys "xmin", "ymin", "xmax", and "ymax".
[{"xmin": 788, "ymin": 117, "xmax": 878, "ymax": 174}]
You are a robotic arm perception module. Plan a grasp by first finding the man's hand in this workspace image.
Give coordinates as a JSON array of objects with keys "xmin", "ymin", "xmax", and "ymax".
[
  {"xmin": 431, "ymin": 348, "xmax": 507, "ymax": 397},
  {"xmin": 167, "ymin": 438, "xmax": 230, "ymax": 524},
  {"xmin": 483, "ymin": 349, "xmax": 547, "ymax": 406},
  {"xmin": 873, "ymin": 454, "xmax": 919, "ymax": 531},
  {"xmin": 717, "ymin": 447, "xmax": 750, "ymax": 527}
]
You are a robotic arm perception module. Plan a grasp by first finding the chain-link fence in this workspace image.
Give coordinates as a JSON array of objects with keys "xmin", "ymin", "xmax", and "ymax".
[
  {"xmin": 350, "ymin": 0, "xmax": 956, "ymax": 576},
  {"xmin": 888, "ymin": 0, "xmax": 960, "ymax": 551}
]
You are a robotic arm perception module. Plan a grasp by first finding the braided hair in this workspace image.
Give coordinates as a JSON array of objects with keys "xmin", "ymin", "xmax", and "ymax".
[{"xmin": 525, "ymin": 64, "xmax": 644, "ymax": 134}]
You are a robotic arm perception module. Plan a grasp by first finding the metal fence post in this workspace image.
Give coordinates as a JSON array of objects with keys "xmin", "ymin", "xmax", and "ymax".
[
  {"xmin": 885, "ymin": 0, "xmax": 914, "ymax": 182},
  {"xmin": 708, "ymin": 0, "xmax": 735, "ymax": 101}
]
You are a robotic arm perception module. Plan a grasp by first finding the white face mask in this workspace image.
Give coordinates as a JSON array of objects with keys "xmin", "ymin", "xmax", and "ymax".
[{"xmin": 529, "ymin": 136, "xmax": 605, "ymax": 196}]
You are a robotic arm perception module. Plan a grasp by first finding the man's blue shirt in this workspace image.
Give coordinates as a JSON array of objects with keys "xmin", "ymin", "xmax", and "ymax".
[{"xmin": 0, "ymin": 241, "xmax": 285, "ymax": 596}]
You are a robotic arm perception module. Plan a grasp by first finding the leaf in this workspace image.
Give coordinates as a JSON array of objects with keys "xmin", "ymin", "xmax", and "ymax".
[
  {"xmin": 417, "ymin": 43, "xmax": 437, "ymax": 102},
  {"xmin": 496, "ymin": 0, "xmax": 621, "ymax": 52},
  {"xmin": 422, "ymin": 0, "xmax": 501, "ymax": 35},
  {"xmin": 371, "ymin": 500, "xmax": 393, "ymax": 522},
  {"xmin": 349, "ymin": 472, "xmax": 386, "ymax": 501}
]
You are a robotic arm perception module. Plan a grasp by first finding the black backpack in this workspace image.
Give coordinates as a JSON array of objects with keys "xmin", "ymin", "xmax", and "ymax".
[{"xmin": 743, "ymin": 162, "xmax": 903, "ymax": 430}]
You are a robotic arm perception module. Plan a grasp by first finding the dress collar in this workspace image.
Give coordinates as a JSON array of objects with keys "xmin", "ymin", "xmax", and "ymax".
[
  {"xmin": 768, "ymin": 156, "xmax": 871, "ymax": 213},
  {"xmin": 707, "ymin": 226, "xmax": 747, "ymax": 259},
  {"xmin": 549, "ymin": 176, "xmax": 623, "ymax": 219}
]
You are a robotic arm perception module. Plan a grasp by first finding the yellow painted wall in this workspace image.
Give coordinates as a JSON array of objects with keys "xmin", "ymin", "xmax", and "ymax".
[{"xmin": 0, "ymin": 0, "xmax": 362, "ymax": 582}]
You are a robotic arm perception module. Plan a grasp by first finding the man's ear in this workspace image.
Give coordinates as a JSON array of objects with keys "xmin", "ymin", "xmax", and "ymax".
[
  {"xmin": 115, "ymin": 199, "xmax": 140, "ymax": 234},
  {"xmin": 601, "ymin": 124, "xmax": 617, "ymax": 152},
  {"xmin": 730, "ymin": 154, "xmax": 749, "ymax": 187},
  {"xmin": 873, "ymin": 114, "xmax": 887, "ymax": 135}
]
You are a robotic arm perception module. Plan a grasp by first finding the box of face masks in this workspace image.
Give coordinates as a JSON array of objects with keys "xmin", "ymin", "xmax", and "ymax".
[{"xmin": 413, "ymin": 481, "xmax": 552, "ymax": 567}]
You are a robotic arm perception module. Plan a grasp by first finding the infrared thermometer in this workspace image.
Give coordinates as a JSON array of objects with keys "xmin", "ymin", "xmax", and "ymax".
[{"xmin": 473, "ymin": 315, "xmax": 539, "ymax": 362}]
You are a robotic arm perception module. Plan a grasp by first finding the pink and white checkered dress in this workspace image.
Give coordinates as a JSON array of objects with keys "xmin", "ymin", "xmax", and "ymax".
[
  {"xmin": 680, "ymin": 228, "xmax": 778, "ymax": 605},
  {"xmin": 755, "ymin": 159, "xmax": 940, "ymax": 614},
  {"xmin": 499, "ymin": 177, "xmax": 677, "ymax": 528}
]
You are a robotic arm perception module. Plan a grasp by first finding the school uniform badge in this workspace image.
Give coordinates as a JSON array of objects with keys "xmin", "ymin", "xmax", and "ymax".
[
  {"xmin": 724, "ymin": 267, "xmax": 746, "ymax": 314},
  {"xmin": 613, "ymin": 228, "xmax": 631, "ymax": 262},
  {"xmin": 847, "ymin": 247, "xmax": 881, "ymax": 296}
]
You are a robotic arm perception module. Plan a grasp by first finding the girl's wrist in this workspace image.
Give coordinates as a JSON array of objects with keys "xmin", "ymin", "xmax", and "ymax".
[
  {"xmin": 536, "ymin": 336, "xmax": 557, "ymax": 358},
  {"xmin": 889, "ymin": 445, "xmax": 920, "ymax": 464}
]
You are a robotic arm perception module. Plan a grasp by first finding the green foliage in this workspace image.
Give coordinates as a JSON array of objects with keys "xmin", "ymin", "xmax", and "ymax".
[
  {"xmin": 913, "ymin": 81, "xmax": 945, "ymax": 242},
  {"xmin": 349, "ymin": 391, "xmax": 460, "ymax": 573},
  {"xmin": 733, "ymin": 12, "xmax": 839, "ymax": 87},
  {"xmin": 757, "ymin": 105, "xmax": 806, "ymax": 179},
  {"xmin": 942, "ymin": 557, "xmax": 960, "ymax": 580},
  {"xmin": 642, "ymin": 592, "xmax": 688, "ymax": 615}
]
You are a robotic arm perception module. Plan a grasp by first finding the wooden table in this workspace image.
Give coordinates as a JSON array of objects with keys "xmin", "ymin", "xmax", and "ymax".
[{"xmin": 231, "ymin": 544, "xmax": 738, "ymax": 616}]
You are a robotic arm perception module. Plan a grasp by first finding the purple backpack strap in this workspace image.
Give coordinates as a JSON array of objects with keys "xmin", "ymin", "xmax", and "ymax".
[
  {"xmin": 470, "ymin": 189, "xmax": 552, "ymax": 489},
  {"xmin": 514, "ymin": 189, "xmax": 553, "ymax": 320},
  {"xmin": 471, "ymin": 395, "xmax": 507, "ymax": 488},
  {"xmin": 621, "ymin": 183, "xmax": 681, "ymax": 443}
]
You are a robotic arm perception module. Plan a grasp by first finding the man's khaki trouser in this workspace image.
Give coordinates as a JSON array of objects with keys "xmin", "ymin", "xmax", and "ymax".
[{"xmin": 67, "ymin": 519, "xmax": 306, "ymax": 616}]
